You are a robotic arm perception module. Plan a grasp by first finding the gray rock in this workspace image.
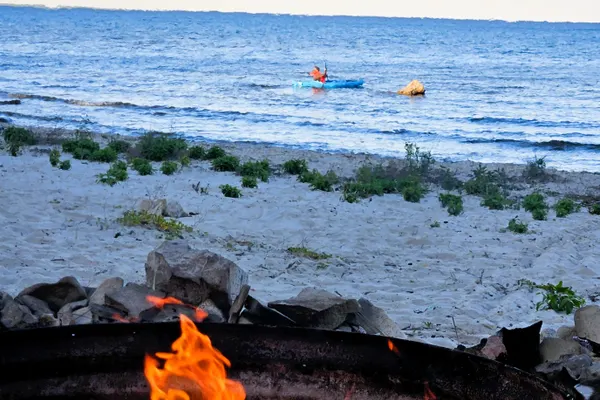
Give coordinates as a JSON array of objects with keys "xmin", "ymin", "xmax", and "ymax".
[
  {"xmin": 557, "ymin": 325, "xmax": 577, "ymax": 340},
  {"xmin": 38, "ymin": 313, "xmax": 60, "ymax": 327},
  {"xmin": 165, "ymin": 201, "xmax": 188, "ymax": 218},
  {"xmin": 539, "ymin": 337, "xmax": 585, "ymax": 363},
  {"xmin": 536, "ymin": 354, "xmax": 593, "ymax": 380},
  {"xmin": 57, "ymin": 299, "xmax": 89, "ymax": 325},
  {"xmin": 1, "ymin": 296, "xmax": 37, "ymax": 329},
  {"xmin": 89, "ymin": 277, "xmax": 124, "ymax": 305},
  {"xmin": 145, "ymin": 240, "xmax": 248, "ymax": 312},
  {"xmin": 199, "ymin": 298, "xmax": 226, "ymax": 323},
  {"xmin": 15, "ymin": 295, "xmax": 54, "ymax": 317},
  {"xmin": 105, "ymin": 283, "xmax": 165, "ymax": 318},
  {"xmin": 137, "ymin": 199, "xmax": 188, "ymax": 218},
  {"xmin": 72, "ymin": 306, "xmax": 93, "ymax": 324},
  {"xmin": 353, "ymin": 297, "xmax": 406, "ymax": 339},
  {"xmin": 268, "ymin": 287, "xmax": 359, "ymax": 330},
  {"xmin": 575, "ymin": 305, "xmax": 600, "ymax": 343},
  {"xmin": 17, "ymin": 276, "xmax": 87, "ymax": 313}
]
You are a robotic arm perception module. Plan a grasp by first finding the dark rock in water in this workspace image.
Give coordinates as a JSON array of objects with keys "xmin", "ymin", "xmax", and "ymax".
[
  {"xmin": 0, "ymin": 100, "xmax": 20, "ymax": 105},
  {"xmin": 268, "ymin": 287, "xmax": 359, "ymax": 330},
  {"xmin": 243, "ymin": 295, "xmax": 295, "ymax": 326},
  {"xmin": 498, "ymin": 320, "xmax": 543, "ymax": 371},
  {"xmin": 105, "ymin": 283, "xmax": 165, "ymax": 319},
  {"xmin": 145, "ymin": 240, "xmax": 248, "ymax": 313},
  {"xmin": 17, "ymin": 276, "xmax": 88, "ymax": 313}
]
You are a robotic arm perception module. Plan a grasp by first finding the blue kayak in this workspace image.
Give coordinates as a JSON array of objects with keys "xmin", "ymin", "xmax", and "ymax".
[{"xmin": 292, "ymin": 79, "xmax": 364, "ymax": 89}]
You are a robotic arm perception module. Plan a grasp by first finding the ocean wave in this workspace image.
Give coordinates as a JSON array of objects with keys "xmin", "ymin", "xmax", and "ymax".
[
  {"xmin": 465, "ymin": 137, "xmax": 600, "ymax": 151},
  {"xmin": 467, "ymin": 116, "xmax": 598, "ymax": 129},
  {"xmin": 8, "ymin": 93, "xmax": 138, "ymax": 108}
]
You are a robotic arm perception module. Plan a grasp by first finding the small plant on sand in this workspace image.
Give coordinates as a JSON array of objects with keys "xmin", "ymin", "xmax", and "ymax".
[
  {"xmin": 96, "ymin": 160, "xmax": 128, "ymax": 186},
  {"xmin": 89, "ymin": 147, "xmax": 118, "ymax": 163},
  {"xmin": 464, "ymin": 165, "xmax": 509, "ymax": 198},
  {"xmin": 49, "ymin": 149, "xmax": 61, "ymax": 167},
  {"xmin": 430, "ymin": 221, "xmax": 441, "ymax": 228},
  {"xmin": 589, "ymin": 203, "xmax": 600, "ymax": 215},
  {"xmin": 241, "ymin": 175, "xmax": 258, "ymax": 188},
  {"xmin": 180, "ymin": 155, "xmax": 191, "ymax": 168},
  {"xmin": 523, "ymin": 192, "xmax": 549, "ymax": 221},
  {"xmin": 536, "ymin": 281, "xmax": 585, "ymax": 314},
  {"xmin": 507, "ymin": 217, "xmax": 528, "ymax": 234},
  {"xmin": 3, "ymin": 126, "xmax": 37, "ymax": 156},
  {"xmin": 404, "ymin": 142, "xmax": 435, "ymax": 177},
  {"xmin": 136, "ymin": 131, "xmax": 187, "ymax": 161},
  {"xmin": 400, "ymin": 178, "xmax": 425, "ymax": 203},
  {"xmin": 554, "ymin": 198, "xmax": 579, "ymax": 218},
  {"xmin": 188, "ymin": 145, "xmax": 206, "ymax": 160},
  {"xmin": 220, "ymin": 184, "xmax": 242, "ymax": 198},
  {"xmin": 299, "ymin": 169, "xmax": 339, "ymax": 192},
  {"xmin": 523, "ymin": 156, "xmax": 549, "ymax": 183},
  {"xmin": 211, "ymin": 155, "xmax": 240, "ymax": 172},
  {"xmin": 117, "ymin": 210, "xmax": 192, "ymax": 239},
  {"xmin": 131, "ymin": 158, "xmax": 154, "ymax": 175},
  {"xmin": 239, "ymin": 159, "xmax": 270, "ymax": 182},
  {"xmin": 204, "ymin": 145, "xmax": 226, "ymax": 160},
  {"xmin": 431, "ymin": 166, "xmax": 463, "ymax": 191},
  {"xmin": 161, "ymin": 161, "xmax": 178, "ymax": 175},
  {"xmin": 481, "ymin": 192, "xmax": 512, "ymax": 211},
  {"xmin": 287, "ymin": 247, "xmax": 332, "ymax": 260},
  {"xmin": 59, "ymin": 160, "xmax": 71, "ymax": 171},
  {"xmin": 107, "ymin": 139, "xmax": 131, "ymax": 154},
  {"xmin": 62, "ymin": 134, "xmax": 101, "ymax": 160},
  {"xmin": 439, "ymin": 193, "xmax": 464, "ymax": 216},
  {"xmin": 283, "ymin": 159, "xmax": 309, "ymax": 175}
]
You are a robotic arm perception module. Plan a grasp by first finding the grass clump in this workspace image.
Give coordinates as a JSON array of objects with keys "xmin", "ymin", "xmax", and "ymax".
[
  {"xmin": 117, "ymin": 210, "xmax": 192, "ymax": 239},
  {"xmin": 161, "ymin": 161, "xmax": 179, "ymax": 175},
  {"xmin": 589, "ymin": 203, "xmax": 600, "ymax": 215},
  {"xmin": 96, "ymin": 161, "xmax": 128, "ymax": 186},
  {"xmin": 287, "ymin": 247, "xmax": 331, "ymax": 260},
  {"xmin": 404, "ymin": 142, "xmax": 435, "ymax": 177},
  {"xmin": 59, "ymin": 160, "xmax": 71, "ymax": 170},
  {"xmin": 520, "ymin": 280, "xmax": 585, "ymax": 315},
  {"xmin": 239, "ymin": 160, "xmax": 270, "ymax": 182},
  {"xmin": 2, "ymin": 126, "xmax": 37, "ymax": 156},
  {"xmin": 204, "ymin": 145, "xmax": 226, "ymax": 160},
  {"xmin": 481, "ymin": 192, "xmax": 512, "ymax": 210},
  {"xmin": 212, "ymin": 155, "xmax": 240, "ymax": 172},
  {"xmin": 131, "ymin": 158, "xmax": 153, "ymax": 176},
  {"xmin": 464, "ymin": 165, "xmax": 509, "ymax": 197},
  {"xmin": 136, "ymin": 132, "xmax": 187, "ymax": 161},
  {"xmin": 62, "ymin": 135, "xmax": 101, "ymax": 160},
  {"xmin": 283, "ymin": 159, "xmax": 309, "ymax": 175},
  {"xmin": 439, "ymin": 193, "xmax": 464, "ymax": 216},
  {"xmin": 49, "ymin": 149, "xmax": 61, "ymax": 167},
  {"xmin": 507, "ymin": 217, "xmax": 528, "ymax": 234},
  {"xmin": 188, "ymin": 145, "xmax": 206, "ymax": 160},
  {"xmin": 89, "ymin": 147, "xmax": 118, "ymax": 163},
  {"xmin": 554, "ymin": 198, "xmax": 579, "ymax": 218},
  {"xmin": 220, "ymin": 184, "xmax": 242, "ymax": 198},
  {"xmin": 107, "ymin": 139, "xmax": 131, "ymax": 154},
  {"xmin": 299, "ymin": 169, "xmax": 339, "ymax": 192},
  {"xmin": 523, "ymin": 192, "xmax": 549, "ymax": 220},
  {"xmin": 523, "ymin": 156, "xmax": 549, "ymax": 183},
  {"xmin": 180, "ymin": 155, "xmax": 191, "ymax": 168},
  {"xmin": 241, "ymin": 176, "xmax": 258, "ymax": 188}
]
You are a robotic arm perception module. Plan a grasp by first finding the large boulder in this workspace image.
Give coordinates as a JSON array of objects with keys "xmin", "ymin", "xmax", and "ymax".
[
  {"xmin": 145, "ymin": 240, "xmax": 248, "ymax": 313},
  {"xmin": 575, "ymin": 305, "xmax": 600, "ymax": 343},
  {"xmin": 17, "ymin": 276, "xmax": 87, "ymax": 313},
  {"xmin": 397, "ymin": 79, "xmax": 426, "ymax": 96}
]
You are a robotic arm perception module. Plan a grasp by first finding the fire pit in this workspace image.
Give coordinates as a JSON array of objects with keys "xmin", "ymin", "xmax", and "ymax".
[{"xmin": 0, "ymin": 320, "xmax": 579, "ymax": 400}]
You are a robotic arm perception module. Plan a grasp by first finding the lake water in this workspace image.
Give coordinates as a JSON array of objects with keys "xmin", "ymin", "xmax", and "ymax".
[{"xmin": 1, "ymin": 6, "xmax": 600, "ymax": 171}]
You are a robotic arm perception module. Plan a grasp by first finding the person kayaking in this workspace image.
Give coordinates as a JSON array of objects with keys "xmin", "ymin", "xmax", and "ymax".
[{"xmin": 309, "ymin": 65, "xmax": 328, "ymax": 83}]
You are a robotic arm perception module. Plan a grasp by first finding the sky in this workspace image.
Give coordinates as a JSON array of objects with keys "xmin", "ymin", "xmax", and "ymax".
[{"xmin": 3, "ymin": 0, "xmax": 600, "ymax": 23}]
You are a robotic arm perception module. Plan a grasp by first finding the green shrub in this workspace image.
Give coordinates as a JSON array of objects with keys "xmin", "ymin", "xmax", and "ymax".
[
  {"xmin": 241, "ymin": 175, "xmax": 258, "ymax": 188},
  {"xmin": 532, "ymin": 208, "xmax": 548, "ymax": 221},
  {"xmin": 534, "ymin": 281, "xmax": 585, "ymax": 314},
  {"xmin": 211, "ymin": 155, "xmax": 240, "ymax": 172},
  {"xmin": 96, "ymin": 161, "xmax": 128, "ymax": 186},
  {"xmin": 589, "ymin": 203, "xmax": 600, "ymax": 215},
  {"xmin": 2, "ymin": 126, "xmax": 36, "ymax": 156},
  {"xmin": 161, "ymin": 161, "xmax": 178, "ymax": 175},
  {"xmin": 523, "ymin": 192, "xmax": 548, "ymax": 220},
  {"xmin": 49, "ymin": 149, "xmax": 61, "ymax": 167},
  {"xmin": 63, "ymin": 137, "xmax": 100, "ymax": 156},
  {"xmin": 204, "ymin": 145, "xmax": 226, "ymax": 160},
  {"xmin": 137, "ymin": 132, "xmax": 187, "ymax": 161},
  {"xmin": 464, "ymin": 165, "xmax": 505, "ymax": 197},
  {"xmin": 299, "ymin": 169, "xmax": 339, "ymax": 192},
  {"xmin": 401, "ymin": 179, "xmax": 425, "ymax": 203},
  {"xmin": 287, "ymin": 247, "xmax": 331, "ymax": 260},
  {"xmin": 220, "ymin": 184, "xmax": 241, "ymax": 198},
  {"xmin": 508, "ymin": 218, "xmax": 528, "ymax": 234},
  {"xmin": 404, "ymin": 142, "xmax": 435, "ymax": 177},
  {"xmin": 59, "ymin": 160, "xmax": 71, "ymax": 171},
  {"xmin": 554, "ymin": 198, "xmax": 578, "ymax": 218},
  {"xmin": 107, "ymin": 139, "xmax": 131, "ymax": 154},
  {"xmin": 117, "ymin": 210, "xmax": 192, "ymax": 238},
  {"xmin": 481, "ymin": 193, "xmax": 511, "ymax": 210},
  {"xmin": 180, "ymin": 155, "xmax": 191, "ymax": 168},
  {"xmin": 523, "ymin": 156, "xmax": 548, "ymax": 183},
  {"xmin": 239, "ymin": 160, "xmax": 270, "ymax": 182},
  {"xmin": 283, "ymin": 159, "xmax": 309, "ymax": 175},
  {"xmin": 131, "ymin": 158, "xmax": 153, "ymax": 176},
  {"xmin": 188, "ymin": 145, "xmax": 206, "ymax": 160},
  {"xmin": 439, "ymin": 193, "xmax": 463, "ymax": 216},
  {"xmin": 89, "ymin": 147, "xmax": 118, "ymax": 163}
]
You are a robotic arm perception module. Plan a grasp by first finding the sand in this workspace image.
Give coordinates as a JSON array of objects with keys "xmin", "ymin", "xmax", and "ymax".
[{"xmin": 1, "ymin": 127, "xmax": 600, "ymax": 348}]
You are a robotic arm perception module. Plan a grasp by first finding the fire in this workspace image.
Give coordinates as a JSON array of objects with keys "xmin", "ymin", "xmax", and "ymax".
[
  {"xmin": 387, "ymin": 339, "xmax": 400, "ymax": 355},
  {"xmin": 387, "ymin": 340, "xmax": 437, "ymax": 400},
  {"xmin": 144, "ymin": 314, "xmax": 246, "ymax": 400},
  {"xmin": 147, "ymin": 296, "xmax": 208, "ymax": 322}
]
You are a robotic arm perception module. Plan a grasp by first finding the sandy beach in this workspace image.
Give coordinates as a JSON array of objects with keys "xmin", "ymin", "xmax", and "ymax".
[{"xmin": 1, "ymin": 124, "xmax": 600, "ymax": 348}]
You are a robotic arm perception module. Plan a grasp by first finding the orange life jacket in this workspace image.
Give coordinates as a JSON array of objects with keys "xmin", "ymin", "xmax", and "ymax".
[{"xmin": 310, "ymin": 68, "xmax": 326, "ymax": 83}]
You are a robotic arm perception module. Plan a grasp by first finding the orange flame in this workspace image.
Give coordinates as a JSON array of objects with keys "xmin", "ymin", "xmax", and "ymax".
[
  {"xmin": 144, "ymin": 314, "xmax": 246, "ymax": 400},
  {"xmin": 147, "ymin": 295, "xmax": 208, "ymax": 322},
  {"xmin": 424, "ymin": 382, "xmax": 437, "ymax": 400},
  {"xmin": 387, "ymin": 339, "xmax": 400, "ymax": 356}
]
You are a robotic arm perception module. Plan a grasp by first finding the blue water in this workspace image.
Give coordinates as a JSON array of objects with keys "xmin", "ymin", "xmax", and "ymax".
[{"xmin": 1, "ymin": 6, "xmax": 600, "ymax": 171}]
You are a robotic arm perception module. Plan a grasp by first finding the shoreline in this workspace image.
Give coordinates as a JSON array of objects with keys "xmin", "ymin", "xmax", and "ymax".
[{"xmin": 1, "ymin": 123, "xmax": 600, "ymax": 348}]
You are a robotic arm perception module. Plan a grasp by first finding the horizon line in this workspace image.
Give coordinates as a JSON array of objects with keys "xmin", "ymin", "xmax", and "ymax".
[{"xmin": 1, "ymin": 3, "xmax": 599, "ymax": 24}]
